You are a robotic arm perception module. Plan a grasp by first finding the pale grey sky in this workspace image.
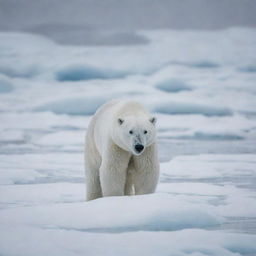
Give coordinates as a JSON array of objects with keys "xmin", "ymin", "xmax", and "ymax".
[{"xmin": 0, "ymin": 0, "xmax": 255, "ymax": 45}]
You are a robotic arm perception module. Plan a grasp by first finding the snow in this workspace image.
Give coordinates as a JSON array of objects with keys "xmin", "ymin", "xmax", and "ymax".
[
  {"xmin": 1, "ymin": 152, "xmax": 256, "ymax": 255},
  {"xmin": 0, "ymin": 194, "xmax": 222, "ymax": 232},
  {"xmin": 0, "ymin": 227, "xmax": 255, "ymax": 256},
  {"xmin": 0, "ymin": 27, "xmax": 256, "ymax": 255}
]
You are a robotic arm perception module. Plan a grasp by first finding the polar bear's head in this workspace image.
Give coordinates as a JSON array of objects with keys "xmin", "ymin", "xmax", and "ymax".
[{"xmin": 114, "ymin": 115, "xmax": 157, "ymax": 155}]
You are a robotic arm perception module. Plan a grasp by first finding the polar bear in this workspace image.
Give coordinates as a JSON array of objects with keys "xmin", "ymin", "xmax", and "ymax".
[{"xmin": 85, "ymin": 99, "xmax": 159, "ymax": 201}]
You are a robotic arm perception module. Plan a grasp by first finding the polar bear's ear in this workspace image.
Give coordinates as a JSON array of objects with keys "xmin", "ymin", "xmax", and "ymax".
[
  {"xmin": 149, "ymin": 117, "xmax": 157, "ymax": 125},
  {"xmin": 118, "ymin": 118, "xmax": 124, "ymax": 125}
]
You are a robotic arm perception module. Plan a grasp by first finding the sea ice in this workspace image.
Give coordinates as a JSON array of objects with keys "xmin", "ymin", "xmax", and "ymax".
[{"xmin": 0, "ymin": 27, "xmax": 256, "ymax": 256}]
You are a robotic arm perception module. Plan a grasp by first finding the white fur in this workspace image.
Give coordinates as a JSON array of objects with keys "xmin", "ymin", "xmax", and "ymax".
[{"xmin": 85, "ymin": 100, "xmax": 159, "ymax": 201}]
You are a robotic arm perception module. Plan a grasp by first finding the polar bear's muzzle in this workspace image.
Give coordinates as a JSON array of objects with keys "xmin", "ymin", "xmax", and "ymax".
[{"xmin": 134, "ymin": 144, "xmax": 144, "ymax": 154}]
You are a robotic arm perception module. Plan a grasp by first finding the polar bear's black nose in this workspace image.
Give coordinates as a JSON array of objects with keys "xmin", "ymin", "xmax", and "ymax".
[{"xmin": 135, "ymin": 144, "xmax": 144, "ymax": 153}]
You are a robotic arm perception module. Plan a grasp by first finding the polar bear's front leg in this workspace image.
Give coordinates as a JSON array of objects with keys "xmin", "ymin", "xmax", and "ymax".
[
  {"xmin": 100, "ymin": 144, "xmax": 131, "ymax": 197},
  {"xmin": 124, "ymin": 163, "xmax": 135, "ymax": 196},
  {"xmin": 133, "ymin": 144, "xmax": 160, "ymax": 195}
]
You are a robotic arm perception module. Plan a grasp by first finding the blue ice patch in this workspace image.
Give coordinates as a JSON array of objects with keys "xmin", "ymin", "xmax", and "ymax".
[
  {"xmin": 0, "ymin": 77, "xmax": 13, "ymax": 93},
  {"xmin": 35, "ymin": 97, "xmax": 108, "ymax": 115},
  {"xmin": 56, "ymin": 65, "xmax": 128, "ymax": 81},
  {"xmin": 155, "ymin": 78, "xmax": 192, "ymax": 93},
  {"xmin": 153, "ymin": 102, "xmax": 233, "ymax": 117}
]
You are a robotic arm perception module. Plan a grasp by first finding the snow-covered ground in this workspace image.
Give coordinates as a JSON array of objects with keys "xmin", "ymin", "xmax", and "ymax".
[{"xmin": 0, "ymin": 28, "xmax": 256, "ymax": 256}]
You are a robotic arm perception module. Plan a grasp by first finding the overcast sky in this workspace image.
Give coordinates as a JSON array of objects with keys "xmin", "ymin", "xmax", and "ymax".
[{"xmin": 0, "ymin": 0, "xmax": 255, "ymax": 45}]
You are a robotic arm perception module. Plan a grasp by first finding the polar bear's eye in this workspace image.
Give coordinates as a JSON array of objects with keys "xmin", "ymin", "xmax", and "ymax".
[
  {"xmin": 129, "ymin": 130, "xmax": 133, "ymax": 135},
  {"xmin": 144, "ymin": 130, "xmax": 148, "ymax": 134}
]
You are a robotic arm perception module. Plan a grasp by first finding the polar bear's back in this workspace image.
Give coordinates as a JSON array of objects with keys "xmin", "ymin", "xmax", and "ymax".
[
  {"xmin": 86, "ymin": 100, "xmax": 120, "ymax": 151},
  {"xmin": 94, "ymin": 99, "xmax": 121, "ymax": 118},
  {"xmin": 94, "ymin": 99, "xmax": 148, "ymax": 123}
]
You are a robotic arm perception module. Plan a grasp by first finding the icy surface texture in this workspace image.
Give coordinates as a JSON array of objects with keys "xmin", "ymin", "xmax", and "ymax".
[{"xmin": 0, "ymin": 28, "xmax": 256, "ymax": 255}]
